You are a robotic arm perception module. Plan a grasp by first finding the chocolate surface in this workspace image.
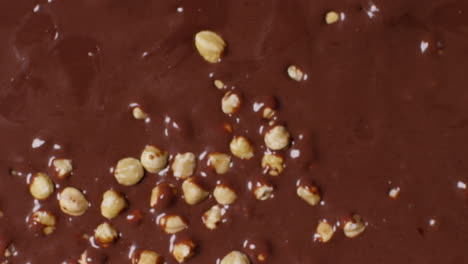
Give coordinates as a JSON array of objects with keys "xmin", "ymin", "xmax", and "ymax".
[{"xmin": 1, "ymin": 0, "xmax": 468, "ymax": 263}]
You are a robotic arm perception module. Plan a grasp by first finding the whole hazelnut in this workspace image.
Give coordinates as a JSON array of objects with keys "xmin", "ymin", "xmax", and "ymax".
[
  {"xmin": 94, "ymin": 222, "xmax": 118, "ymax": 244},
  {"xmin": 222, "ymin": 91, "xmax": 241, "ymax": 114},
  {"xmin": 207, "ymin": 153, "xmax": 231, "ymax": 174},
  {"xmin": 182, "ymin": 177, "xmax": 209, "ymax": 205},
  {"xmin": 140, "ymin": 145, "xmax": 168, "ymax": 173},
  {"xmin": 52, "ymin": 159, "xmax": 73, "ymax": 179},
  {"xmin": 159, "ymin": 215, "xmax": 187, "ymax": 234},
  {"xmin": 171, "ymin": 153, "xmax": 196, "ymax": 179},
  {"xmin": 213, "ymin": 185, "xmax": 237, "ymax": 205},
  {"xmin": 172, "ymin": 240, "xmax": 196, "ymax": 263},
  {"xmin": 114, "ymin": 157, "xmax": 144, "ymax": 186},
  {"xmin": 59, "ymin": 187, "xmax": 89, "ymax": 216},
  {"xmin": 264, "ymin": 125, "xmax": 290, "ymax": 150},
  {"xmin": 195, "ymin": 30, "xmax": 226, "ymax": 63},
  {"xmin": 230, "ymin": 136, "xmax": 254, "ymax": 160},
  {"xmin": 100, "ymin": 190, "xmax": 127, "ymax": 219},
  {"xmin": 220, "ymin": 251, "xmax": 250, "ymax": 264},
  {"xmin": 29, "ymin": 172, "xmax": 54, "ymax": 200}
]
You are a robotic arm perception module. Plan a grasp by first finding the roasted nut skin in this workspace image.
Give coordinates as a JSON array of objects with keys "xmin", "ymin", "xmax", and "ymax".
[{"xmin": 59, "ymin": 187, "xmax": 89, "ymax": 216}]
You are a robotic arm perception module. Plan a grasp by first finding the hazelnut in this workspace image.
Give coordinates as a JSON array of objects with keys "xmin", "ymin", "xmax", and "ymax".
[
  {"xmin": 207, "ymin": 153, "xmax": 231, "ymax": 174},
  {"xmin": 79, "ymin": 250, "xmax": 107, "ymax": 264},
  {"xmin": 195, "ymin": 30, "xmax": 226, "ymax": 63},
  {"xmin": 261, "ymin": 154, "xmax": 284, "ymax": 176},
  {"xmin": 172, "ymin": 240, "xmax": 196, "ymax": 263},
  {"xmin": 132, "ymin": 250, "xmax": 163, "ymax": 264},
  {"xmin": 171, "ymin": 152, "xmax": 196, "ymax": 179},
  {"xmin": 182, "ymin": 177, "xmax": 209, "ymax": 205},
  {"xmin": 29, "ymin": 172, "xmax": 54, "ymax": 200},
  {"xmin": 101, "ymin": 190, "xmax": 127, "ymax": 219},
  {"xmin": 202, "ymin": 204, "xmax": 223, "ymax": 230},
  {"xmin": 213, "ymin": 185, "xmax": 237, "ymax": 205},
  {"xmin": 150, "ymin": 183, "xmax": 177, "ymax": 209},
  {"xmin": 287, "ymin": 65, "xmax": 304, "ymax": 81},
  {"xmin": 220, "ymin": 251, "xmax": 250, "ymax": 264},
  {"xmin": 262, "ymin": 107, "xmax": 276, "ymax": 119},
  {"xmin": 214, "ymin": 79, "xmax": 225, "ymax": 89},
  {"xmin": 230, "ymin": 136, "xmax": 254, "ymax": 159},
  {"xmin": 296, "ymin": 184, "xmax": 321, "ymax": 206},
  {"xmin": 315, "ymin": 221, "xmax": 335, "ymax": 242},
  {"xmin": 52, "ymin": 159, "xmax": 73, "ymax": 179},
  {"xmin": 94, "ymin": 222, "xmax": 118, "ymax": 244},
  {"xmin": 221, "ymin": 91, "xmax": 241, "ymax": 114},
  {"xmin": 4, "ymin": 243, "xmax": 16, "ymax": 258},
  {"xmin": 389, "ymin": 187, "xmax": 400, "ymax": 199},
  {"xmin": 133, "ymin": 107, "xmax": 148, "ymax": 120},
  {"xmin": 30, "ymin": 210, "xmax": 57, "ymax": 235},
  {"xmin": 159, "ymin": 215, "xmax": 187, "ymax": 234},
  {"xmin": 114, "ymin": 157, "xmax": 144, "ymax": 186},
  {"xmin": 325, "ymin": 11, "xmax": 340, "ymax": 24},
  {"xmin": 140, "ymin": 145, "xmax": 169, "ymax": 173},
  {"xmin": 253, "ymin": 181, "xmax": 274, "ymax": 201},
  {"xmin": 264, "ymin": 125, "xmax": 290, "ymax": 150},
  {"xmin": 343, "ymin": 214, "xmax": 366, "ymax": 238},
  {"xmin": 59, "ymin": 187, "xmax": 89, "ymax": 216}
]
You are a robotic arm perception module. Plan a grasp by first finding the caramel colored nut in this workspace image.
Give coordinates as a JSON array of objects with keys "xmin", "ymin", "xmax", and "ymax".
[
  {"xmin": 221, "ymin": 91, "xmax": 241, "ymax": 114},
  {"xmin": 172, "ymin": 240, "xmax": 196, "ymax": 263},
  {"xmin": 150, "ymin": 183, "xmax": 177, "ymax": 209},
  {"xmin": 315, "ymin": 221, "xmax": 335, "ymax": 243},
  {"xmin": 343, "ymin": 215, "xmax": 366, "ymax": 238},
  {"xmin": 59, "ymin": 187, "xmax": 89, "ymax": 216},
  {"xmin": 114, "ymin": 157, "xmax": 144, "ymax": 186},
  {"xmin": 213, "ymin": 185, "xmax": 237, "ymax": 205},
  {"xmin": 207, "ymin": 153, "xmax": 231, "ymax": 174},
  {"xmin": 94, "ymin": 222, "xmax": 118, "ymax": 244},
  {"xmin": 220, "ymin": 251, "xmax": 250, "ymax": 264},
  {"xmin": 230, "ymin": 136, "xmax": 254, "ymax": 159},
  {"xmin": 264, "ymin": 125, "xmax": 290, "ymax": 150},
  {"xmin": 53, "ymin": 159, "xmax": 73, "ymax": 179},
  {"xmin": 297, "ymin": 185, "xmax": 321, "ymax": 206},
  {"xmin": 262, "ymin": 107, "xmax": 276, "ymax": 119},
  {"xmin": 29, "ymin": 173, "xmax": 54, "ymax": 200},
  {"xmin": 101, "ymin": 190, "xmax": 127, "ymax": 219},
  {"xmin": 195, "ymin": 30, "xmax": 226, "ymax": 63},
  {"xmin": 261, "ymin": 154, "xmax": 284, "ymax": 176},
  {"xmin": 159, "ymin": 215, "xmax": 187, "ymax": 234},
  {"xmin": 133, "ymin": 107, "xmax": 148, "ymax": 120},
  {"xmin": 202, "ymin": 204, "xmax": 223, "ymax": 230},
  {"xmin": 214, "ymin": 79, "xmax": 225, "ymax": 89},
  {"xmin": 182, "ymin": 177, "xmax": 209, "ymax": 205},
  {"xmin": 254, "ymin": 182, "xmax": 274, "ymax": 201},
  {"xmin": 325, "ymin": 11, "xmax": 340, "ymax": 24},
  {"xmin": 171, "ymin": 152, "xmax": 196, "ymax": 179},
  {"xmin": 132, "ymin": 250, "xmax": 163, "ymax": 264},
  {"xmin": 31, "ymin": 210, "xmax": 57, "ymax": 235},
  {"xmin": 287, "ymin": 65, "xmax": 304, "ymax": 81},
  {"xmin": 141, "ymin": 145, "xmax": 169, "ymax": 173}
]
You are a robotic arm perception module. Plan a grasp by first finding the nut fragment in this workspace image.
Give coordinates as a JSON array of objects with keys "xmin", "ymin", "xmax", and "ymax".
[
  {"xmin": 207, "ymin": 153, "xmax": 231, "ymax": 174},
  {"xmin": 114, "ymin": 157, "xmax": 144, "ymax": 186},
  {"xmin": 94, "ymin": 222, "xmax": 118, "ymax": 244},
  {"xmin": 182, "ymin": 177, "xmax": 209, "ymax": 205},
  {"xmin": 132, "ymin": 250, "xmax": 163, "ymax": 264},
  {"xmin": 230, "ymin": 136, "xmax": 254, "ymax": 159},
  {"xmin": 159, "ymin": 215, "xmax": 187, "ymax": 234},
  {"xmin": 264, "ymin": 125, "xmax": 290, "ymax": 150},
  {"xmin": 171, "ymin": 152, "xmax": 196, "ymax": 179},
  {"xmin": 343, "ymin": 214, "xmax": 367, "ymax": 238},
  {"xmin": 59, "ymin": 187, "xmax": 89, "ymax": 216},
  {"xmin": 253, "ymin": 181, "xmax": 274, "ymax": 201},
  {"xmin": 195, "ymin": 30, "xmax": 226, "ymax": 63},
  {"xmin": 261, "ymin": 154, "xmax": 284, "ymax": 176},
  {"xmin": 297, "ymin": 184, "xmax": 321, "ymax": 206},
  {"xmin": 150, "ymin": 183, "xmax": 177, "ymax": 209},
  {"xmin": 202, "ymin": 204, "xmax": 223, "ymax": 230},
  {"xmin": 52, "ymin": 159, "xmax": 73, "ymax": 179},
  {"xmin": 325, "ymin": 11, "xmax": 340, "ymax": 24},
  {"xmin": 389, "ymin": 187, "xmax": 400, "ymax": 199},
  {"xmin": 214, "ymin": 79, "xmax": 225, "ymax": 89},
  {"xmin": 172, "ymin": 240, "xmax": 196, "ymax": 263},
  {"xmin": 287, "ymin": 65, "xmax": 304, "ymax": 81},
  {"xmin": 221, "ymin": 91, "xmax": 241, "ymax": 114},
  {"xmin": 4, "ymin": 243, "xmax": 16, "ymax": 258},
  {"xmin": 213, "ymin": 185, "xmax": 237, "ymax": 205},
  {"xmin": 140, "ymin": 145, "xmax": 169, "ymax": 173},
  {"xmin": 133, "ymin": 107, "xmax": 148, "ymax": 120},
  {"xmin": 262, "ymin": 107, "xmax": 276, "ymax": 119},
  {"xmin": 101, "ymin": 190, "xmax": 127, "ymax": 219},
  {"xmin": 220, "ymin": 251, "xmax": 250, "ymax": 264},
  {"xmin": 30, "ymin": 210, "xmax": 57, "ymax": 235},
  {"xmin": 29, "ymin": 172, "xmax": 54, "ymax": 200},
  {"xmin": 315, "ymin": 221, "xmax": 335, "ymax": 242}
]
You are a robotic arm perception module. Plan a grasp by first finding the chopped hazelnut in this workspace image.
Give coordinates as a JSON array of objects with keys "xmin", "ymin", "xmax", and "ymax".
[
  {"xmin": 287, "ymin": 65, "xmax": 304, "ymax": 81},
  {"xmin": 31, "ymin": 210, "xmax": 57, "ymax": 235},
  {"xmin": 132, "ymin": 250, "xmax": 163, "ymax": 264},
  {"xmin": 195, "ymin": 30, "xmax": 226, "ymax": 63},
  {"xmin": 220, "ymin": 251, "xmax": 250, "ymax": 264},
  {"xmin": 171, "ymin": 152, "xmax": 196, "ymax": 179},
  {"xmin": 261, "ymin": 154, "xmax": 284, "ymax": 176},
  {"xmin": 264, "ymin": 125, "xmax": 290, "ymax": 150},
  {"xmin": 59, "ymin": 187, "xmax": 89, "ymax": 216},
  {"xmin": 315, "ymin": 221, "xmax": 335, "ymax": 242},
  {"xmin": 150, "ymin": 183, "xmax": 177, "ymax": 209},
  {"xmin": 29, "ymin": 172, "xmax": 54, "ymax": 200},
  {"xmin": 207, "ymin": 153, "xmax": 231, "ymax": 174},
  {"xmin": 159, "ymin": 215, "xmax": 187, "ymax": 234},
  {"xmin": 213, "ymin": 185, "xmax": 237, "ymax": 205},
  {"xmin": 343, "ymin": 214, "xmax": 366, "ymax": 238},
  {"xmin": 389, "ymin": 187, "xmax": 400, "ymax": 199},
  {"xmin": 140, "ymin": 145, "xmax": 169, "ymax": 173},
  {"xmin": 253, "ymin": 181, "xmax": 274, "ymax": 201},
  {"xmin": 4, "ymin": 243, "xmax": 16, "ymax": 258},
  {"xmin": 172, "ymin": 240, "xmax": 196, "ymax": 263},
  {"xmin": 94, "ymin": 222, "xmax": 118, "ymax": 244},
  {"xmin": 230, "ymin": 136, "xmax": 254, "ymax": 159},
  {"xmin": 262, "ymin": 107, "xmax": 276, "ymax": 119},
  {"xmin": 202, "ymin": 204, "xmax": 223, "ymax": 230},
  {"xmin": 101, "ymin": 190, "xmax": 127, "ymax": 219},
  {"xmin": 221, "ymin": 91, "xmax": 241, "ymax": 114},
  {"xmin": 133, "ymin": 107, "xmax": 148, "ymax": 120},
  {"xmin": 325, "ymin": 11, "xmax": 340, "ymax": 24},
  {"xmin": 297, "ymin": 184, "xmax": 321, "ymax": 206},
  {"xmin": 52, "ymin": 159, "xmax": 73, "ymax": 179},
  {"xmin": 114, "ymin": 157, "xmax": 144, "ymax": 186},
  {"xmin": 214, "ymin": 79, "xmax": 225, "ymax": 89},
  {"xmin": 182, "ymin": 177, "xmax": 209, "ymax": 205}
]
